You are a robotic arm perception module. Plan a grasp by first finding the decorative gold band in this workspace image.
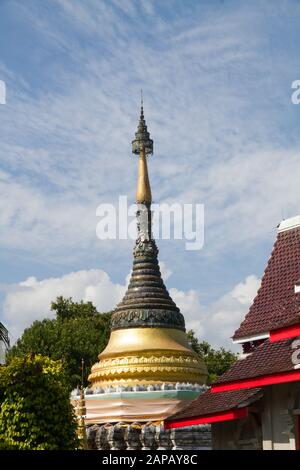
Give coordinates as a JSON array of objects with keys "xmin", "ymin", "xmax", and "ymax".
[{"xmin": 88, "ymin": 351, "xmax": 207, "ymax": 388}]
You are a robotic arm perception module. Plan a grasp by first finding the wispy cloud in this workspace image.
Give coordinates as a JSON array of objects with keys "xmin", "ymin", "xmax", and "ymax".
[
  {"xmin": 0, "ymin": 0, "xmax": 299, "ymax": 337},
  {"xmin": 2, "ymin": 264, "xmax": 259, "ymax": 350}
]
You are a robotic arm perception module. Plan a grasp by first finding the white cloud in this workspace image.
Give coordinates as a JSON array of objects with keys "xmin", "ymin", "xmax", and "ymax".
[
  {"xmin": 204, "ymin": 275, "xmax": 261, "ymax": 349},
  {"xmin": 2, "ymin": 262, "xmax": 172, "ymax": 342},
  {"xmin": 170, "ymin": 274, "xmax": 260, "ymax": 350},
  {"xmin": 0, "ymin": 1, "xmax": 297, "ymax": 268},
  {"xmin": 0, "ymin": 1, "xmax": 297, "ymax": 354},
  {"xmin": 230, "ymin": 275, "xmax": 261, "ymax": 305},
  {"xmin": 3, "ymin": 269, "xmax": 126, "ymax": 343},
  {"xmin": 2, "ymin": 265, "xmax": 260, "ymax": 351},
  {"xmin": 170, "ymin": 287, "xmax": 205, "ymax": 339}
]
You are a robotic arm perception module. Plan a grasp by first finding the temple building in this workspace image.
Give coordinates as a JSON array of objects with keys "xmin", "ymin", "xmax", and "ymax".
[
  {"xmin": 0, "ymin": 322, "xmax": 9, "ymax": 364},
  {"xmin": 73, "ymin": 102, "xmax": 210, "ymax": 450},
  {"xmin": 166, "ymin": 215, "xmax": 300, "ymax": 450}
]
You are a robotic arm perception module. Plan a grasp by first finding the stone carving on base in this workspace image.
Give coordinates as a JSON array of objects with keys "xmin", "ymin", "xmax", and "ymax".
[
  {"xmin": 107, "ymin": 423, "xmax": 126, "ymax": 450},
  {"xmin": 85, "ymin": 422, "xmax": 211, "ymax": 450},
  {"xmin": 86, "ymin": 425, "xmax": 98, "ymax": 450},
  {"xmin": 141, "ymin": 422, "xmax": 157, "ymax": 450},
  {"xmin": 155, "ymin": 425, "xmax": 172, "ymax": 450},
  {"xmin": 95, "ymin": 424, "xmax": 111, "ymax": 450},
  {"xmin": 124, "ymin": 422, "xmax": 142, "ymax": 450}
]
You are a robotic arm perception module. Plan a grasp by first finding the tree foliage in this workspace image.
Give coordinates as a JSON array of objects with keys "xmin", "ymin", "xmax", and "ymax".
[
  {"xmin": 187, "ymin": 330, "xmax": 237, "ymax": 384},
  {"xmin": 7, "ymin": 297, "xmax": 111, "ymax": 390},
  {"xmin": 0, "ymin": 354, "xmax": 78, "ymax": 450},
  {"xmin": 7, "ymin": 297, "xmax": 236, "ymax": 390}
]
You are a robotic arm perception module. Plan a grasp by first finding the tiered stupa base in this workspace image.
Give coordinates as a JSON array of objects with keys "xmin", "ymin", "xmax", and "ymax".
[
  {"xmin": 72, "ymin": 383, "xmax": 206, "ymax": 424},
  {"xmin": 72, "ymin": 385, "xmax": 212, "ymax": 450},
  {"xmin": 85, "ymin": 421, "xmax": 211, "ymax": 451}
]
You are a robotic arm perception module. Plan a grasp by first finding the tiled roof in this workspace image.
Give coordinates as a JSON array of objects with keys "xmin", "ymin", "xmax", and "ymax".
[
  {"xmin": 233, "ymin": 227, "xmax": 300, "ymax": 340},
  {"xmin": 214, "ymin": 338, "xmax": 294, "ymax": 385},
  {"xmin": 166, "ymin": 387, "xmax": 262, "ymax": 422}
]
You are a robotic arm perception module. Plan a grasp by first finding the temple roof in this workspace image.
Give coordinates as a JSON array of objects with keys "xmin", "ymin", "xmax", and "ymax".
[
  {"xmin": 165, "ymin": 217, "xmax": 300, "ymax": 425},
  {"xmin": 213, "ymin": 338, "xmax": 295, "ymax": 387},
  {"xmin": 233, "ymin": 221, "xmax": 300, "ymax": 341},
  {"xmin": 165, "ymin": 340, "xmax": 298, "ymax": 424},
  {"xmin": 165, "ymin": 387, "xmax": 262, "ymax": 424},
  {"xmin": 166, "ymin": 338, "xmax": 298, "ymax": 423}
]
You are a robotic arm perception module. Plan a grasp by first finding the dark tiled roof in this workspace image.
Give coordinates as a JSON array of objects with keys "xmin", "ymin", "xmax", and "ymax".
[
  {"xmin": 214, "ymin": 338, "xmax": 294, "ymax": 385},
  {"xmin": 167, "ymin": 338, "xmax": 296, "ymax": 421},
  {"xmin": 233, "ymin": 227, "xmax": 300, "ymax": 340},
  {"xmin": 166, "ymin": 387, "xmax": 262, "ymax": 422}
]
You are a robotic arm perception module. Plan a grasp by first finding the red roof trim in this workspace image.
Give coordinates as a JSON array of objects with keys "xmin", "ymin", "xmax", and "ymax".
[
  {"xmin": 212, "ymin": 370, "xmax": 300, "ymax": 393},
  {"xmin": 164, "ymin": 407, "xmax": 248, "ymax": 429},
  {"xmin": 270, "ymin": 324, "xmax": 300, "ymax": 343}
]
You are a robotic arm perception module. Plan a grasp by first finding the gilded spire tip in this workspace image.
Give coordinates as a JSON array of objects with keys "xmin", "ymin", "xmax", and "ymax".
[{"xmin": 130, "ymin": 96, "xmax": 153, "ymax": 204}]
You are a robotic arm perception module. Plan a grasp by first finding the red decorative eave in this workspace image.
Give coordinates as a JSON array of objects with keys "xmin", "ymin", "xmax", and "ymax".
[
  {"xmin": 164, "ymin": 407, "xmax": 248, "ymax": 429},
  {"xmin": 212, "ymin": 370, "xmax": 300, "ymax": 393},
  {"xmin": 270, "ymin": 323, "xmax": 300, "ymax": 342},
  {"xmin": 164, "ymin": 388, "xmax": 261, "ymax": 429}
]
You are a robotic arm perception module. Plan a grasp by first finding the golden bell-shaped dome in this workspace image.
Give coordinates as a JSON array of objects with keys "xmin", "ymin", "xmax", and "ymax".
[{"xmin": 89, "ymin": 327, "xmax": 207, "ymax": 388}]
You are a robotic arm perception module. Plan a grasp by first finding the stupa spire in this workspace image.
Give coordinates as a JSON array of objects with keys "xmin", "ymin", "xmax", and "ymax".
[
  {"xmin": 132, "ymin": 92, "xmax": 153, "ymax": 205},
  {"xmin": 111, "ymin": 98, "xmax": 182, "ymax": 330},
  {"xmin": 88, "ymin": 98, "xmax": 207, "ymax": 389}
]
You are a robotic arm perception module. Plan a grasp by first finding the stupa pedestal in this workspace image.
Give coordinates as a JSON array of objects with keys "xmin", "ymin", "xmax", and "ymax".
[
  {"xmin": 83, "ymin": 421, "xmax": 211, "ymax": 451},
  {"xmin": 72, "ymin": 383, "xmax": 206, "ymax": 424}
]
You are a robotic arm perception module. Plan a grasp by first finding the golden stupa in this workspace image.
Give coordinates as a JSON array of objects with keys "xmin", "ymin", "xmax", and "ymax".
[{"xmin": 89, "ymin": 100, "xmax": 207, "ymax": 389}]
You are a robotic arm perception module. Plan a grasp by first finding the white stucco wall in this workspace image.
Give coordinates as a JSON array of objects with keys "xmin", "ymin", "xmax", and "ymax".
[
  {"xmin": 212, "ymin": 382, "xmax": 300, "ymax": 450},
  {"xmin": 261, "ymin": 383, "xmax": 300, "ymax": 450}
]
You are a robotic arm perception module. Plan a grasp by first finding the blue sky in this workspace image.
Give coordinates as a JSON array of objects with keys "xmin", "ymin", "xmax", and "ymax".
[{"xmin": 1, "ymin": 0, "xmax": 300, "ymax": 349}]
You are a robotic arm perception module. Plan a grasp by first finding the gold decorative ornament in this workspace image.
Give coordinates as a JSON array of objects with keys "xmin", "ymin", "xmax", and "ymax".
[
  {"xmin": 76, "ymin": 359, "xmax": 88, "ymax": 449},
  {"xmin": 136, "ymin": 145, "xmax": 152, "ymax": 204}
]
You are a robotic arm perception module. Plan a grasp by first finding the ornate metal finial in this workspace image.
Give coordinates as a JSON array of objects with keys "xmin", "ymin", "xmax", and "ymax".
[
  {"xmin": 76, "ymin": 359, "xmax": 88, "ymax": 449},
  {"xmin": 132, "ymin": 95, "xmax": 153, "ymax": 156}
]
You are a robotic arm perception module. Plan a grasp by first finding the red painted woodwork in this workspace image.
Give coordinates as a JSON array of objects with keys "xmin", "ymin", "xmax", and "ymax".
[
  {"xmin": 164, "ymin": 407, "xmax": 248, "ymax": 429},
  {"xmin": 270, "ymin": 323, "xmax": 300, "ymax": 343},
  {"xmin": 212, "ymin": 370, "xmax": 300, "ymax": 393}
]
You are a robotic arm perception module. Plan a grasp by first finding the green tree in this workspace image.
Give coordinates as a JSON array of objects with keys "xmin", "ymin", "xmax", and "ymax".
[
  {"xmin": 187, "ymin": 330, "xmax": 237, "ymax": 384},
  {"xmin": 0, "ymin": 354, "xmax": 78, "ymax": 450},
  {"xmin": 7, "ymin": 297, "xmax": 111, "ymax": 390}
]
